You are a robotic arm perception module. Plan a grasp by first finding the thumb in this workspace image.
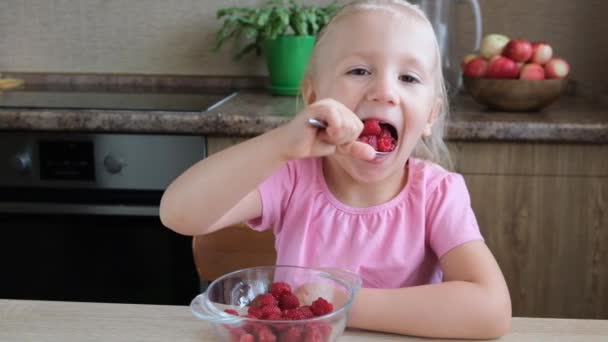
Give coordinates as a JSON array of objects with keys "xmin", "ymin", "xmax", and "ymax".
[{"xmin": 337, "ymin": 141, "xmax": 376, "ymax": 160}]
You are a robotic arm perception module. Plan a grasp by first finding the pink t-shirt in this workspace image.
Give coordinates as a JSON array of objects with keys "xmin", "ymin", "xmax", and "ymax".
[{"xmin": 248, "ymin": 157, "xmax": 483, "ymax": 288}]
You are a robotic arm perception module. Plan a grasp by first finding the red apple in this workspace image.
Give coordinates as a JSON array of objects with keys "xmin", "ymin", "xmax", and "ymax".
[
  {"xmin": 544, "ymin": 58, "xmax": 570, "ymax": 79},
  {"xmin": 530, "ymin": 42, "xmax": 553, "ymax": 64},
  {"xmin": 520, "ymin": 63, "xmax": 545, "ymax": 80},
  {"xmin": 463, "ymin": 57, "xmax": 488, "ymax": 78},
  {"xmin": 486, "ymin": 56, "xmax": 519, "ymax": 79},
  {"xmin": 461, "ymin": 53, "xmax": 478, "ymax": 69},
  {"xmin": 502, "ymin": 39, "xmax": 533, "ymax": 63},
  {"xmin": 480, "ymin": 34, "xmax": 510, "ymax": 59}
]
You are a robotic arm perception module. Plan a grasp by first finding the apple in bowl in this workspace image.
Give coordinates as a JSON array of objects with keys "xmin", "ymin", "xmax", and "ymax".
[{"xmin": 461, "ymin": 34, "xmax": 570, "ymax": 111}]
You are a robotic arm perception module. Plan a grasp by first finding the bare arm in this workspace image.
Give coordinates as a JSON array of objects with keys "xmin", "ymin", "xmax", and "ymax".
[
  {"xmin": 159, "ymin": 99, "xmax": 376, "ymax": 236},
  {"xmin": 347, "ymin": 240, "xmax": 512, "ymax": 339},
  {"xmin": 160, "ymin": 129, "xmax": 286, "ymax": 236}
]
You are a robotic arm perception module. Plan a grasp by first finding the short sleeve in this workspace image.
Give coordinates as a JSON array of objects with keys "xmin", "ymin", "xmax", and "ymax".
[
  {"xmin": 425, "ymin": 173, "xmax": 484, "ymax": 258},
  {"xmin": 247, "ymin": 162, "xmax": 296, "ymax": 232}
]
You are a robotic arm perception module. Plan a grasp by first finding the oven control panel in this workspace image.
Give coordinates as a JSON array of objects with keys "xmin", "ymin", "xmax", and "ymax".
[
  {"xmin": 0, "ymin": 132, "xmax": 206, "ymax": 190},
  {"xmin": 38, "ymin": 140, "xmax": 95, "ymax": 181}
]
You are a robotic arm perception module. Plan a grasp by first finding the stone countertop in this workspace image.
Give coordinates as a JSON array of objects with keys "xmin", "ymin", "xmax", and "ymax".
[{"xmin": 1, "ymin": 90, "xmax": 607, "ymax": 143}]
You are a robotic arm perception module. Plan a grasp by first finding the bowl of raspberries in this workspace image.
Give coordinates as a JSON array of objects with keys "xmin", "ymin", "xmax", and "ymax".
[{"xmin": 190, "ymin": 265, "xmax": 362, "ymax": 342}]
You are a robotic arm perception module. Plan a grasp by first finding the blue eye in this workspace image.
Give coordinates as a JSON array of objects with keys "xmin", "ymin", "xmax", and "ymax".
[
  {"xmin": 399, "ymin": 75, "xmax": 419, "ymax": 83},
  {"xmin": 347, "ymin": 68, "xmax": 370, "ymax": 76}
]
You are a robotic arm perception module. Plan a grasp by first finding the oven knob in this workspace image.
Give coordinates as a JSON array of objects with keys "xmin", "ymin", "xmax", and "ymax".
[
  {"xmin": 10, "ymin": 152, "xmax": 32, "ymax": 173},
  {"xmin": 103, "ymin": 155, "xmax": 126, "ymax": 174}
]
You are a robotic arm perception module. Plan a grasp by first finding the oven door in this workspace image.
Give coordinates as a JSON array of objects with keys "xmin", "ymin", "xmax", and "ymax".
[
  {"xmin": 0, "ymin": 132, "xmax": 204, "ymax": 305},
  {"xmin": 0, "ymin": 188, "xmax": 200, "ymax": 305}
]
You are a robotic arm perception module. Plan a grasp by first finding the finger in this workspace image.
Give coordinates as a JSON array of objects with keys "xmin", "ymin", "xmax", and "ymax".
[
  {"xmin": 323, "ymin": 106, "xmax": 343, "ymax": 138},
  {"xmin": 327, "ymin": 120, "xmax": 364, "ymax": 146},
  {"xmin": 322, "ymin": 116, "xmax": 361, "ymax": 146},
  {"xmin": 338, "ymin": 141, "xmax": 376, "ymax": 160},
  {"xmin": 312, "ymin": 138, "xmax": 338, "ymax": 157}
]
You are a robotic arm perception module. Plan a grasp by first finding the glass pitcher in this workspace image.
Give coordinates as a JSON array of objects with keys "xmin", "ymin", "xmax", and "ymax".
[{"xmin": 410, "ymin": 0, "xmax": 483, "ymax": 97}]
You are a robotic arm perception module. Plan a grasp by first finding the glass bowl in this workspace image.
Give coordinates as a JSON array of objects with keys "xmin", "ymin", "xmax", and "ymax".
[{"xmin": 190, "ymin": 265, "xmax": 362, "ymax": 342}]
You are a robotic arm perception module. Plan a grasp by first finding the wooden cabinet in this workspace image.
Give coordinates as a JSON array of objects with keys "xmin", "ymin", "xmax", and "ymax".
[
  {"xmin": 451, "ymin": 142, "xmax": 608, "ymax": 319},
  {"xmin": 206, "ymin": 136, "xmax": 608, "ymax": 319}
]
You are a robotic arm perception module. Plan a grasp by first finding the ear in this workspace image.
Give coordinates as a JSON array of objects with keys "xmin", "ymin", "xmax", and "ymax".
[
  {"xmin": 301, "ymin": 78, "xmax": 316, "ymax": 105},
  {"xmin": 422, "ymin": 97, "xmax": 442, "ymax": 137}
]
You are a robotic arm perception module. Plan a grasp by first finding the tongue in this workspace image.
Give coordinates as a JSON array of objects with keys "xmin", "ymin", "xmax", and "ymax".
[{"xmin": 358, "ymin": 120, "xmax": 396, "ymax": 152}]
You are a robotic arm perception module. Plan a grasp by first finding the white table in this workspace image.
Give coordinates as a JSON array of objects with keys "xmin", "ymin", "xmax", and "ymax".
[{"xmin": 1, "ymin": 299, "xmax": 608, "ymax": 341}]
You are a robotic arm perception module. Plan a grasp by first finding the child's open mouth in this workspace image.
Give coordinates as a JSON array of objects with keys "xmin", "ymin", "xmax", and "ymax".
[{"xmin": 357, "ymin": 119, "xmax": 398, "ymax": 153}]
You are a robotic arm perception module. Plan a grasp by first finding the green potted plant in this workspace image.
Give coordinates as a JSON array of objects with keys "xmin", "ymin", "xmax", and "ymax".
[{"xmin": 214, "ymin": 0, "xmax": 339, "ymax": 96}]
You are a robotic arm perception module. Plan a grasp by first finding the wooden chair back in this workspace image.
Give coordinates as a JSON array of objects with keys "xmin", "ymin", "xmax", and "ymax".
[{"xmin": 192, "ymin": 224, "xmax": 276, "ymax": 284}]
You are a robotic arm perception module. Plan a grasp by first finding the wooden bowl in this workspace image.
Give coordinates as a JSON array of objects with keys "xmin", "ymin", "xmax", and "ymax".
[{"xmin": 463, "ymin": 76, "xmax": 568, "ymax": 112}]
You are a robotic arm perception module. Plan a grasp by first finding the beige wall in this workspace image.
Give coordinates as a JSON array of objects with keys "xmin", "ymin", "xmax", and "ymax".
[
  {"xmin": 1, "ymin": 0, "xmax": 606, "ymax": 95},
  {"xmin": 458, "ymin": 0, "xmax": 608, "ymax": 97}
]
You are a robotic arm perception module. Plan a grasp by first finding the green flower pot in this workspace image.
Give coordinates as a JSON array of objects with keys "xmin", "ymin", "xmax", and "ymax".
[{"xmin": 263, "ymin": 35, "xmax": 316, "ymax": 96}]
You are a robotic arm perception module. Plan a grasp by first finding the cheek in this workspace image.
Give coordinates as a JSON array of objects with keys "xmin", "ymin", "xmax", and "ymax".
[
  {"xmin": 402, "ymin": 112, "xmax": 430, "ymax": 137},
  {"xmin": 401, "ymin": 95, "xmax": 436, "ymax": 134},
  {"xmin": 324, "ymin": 82, "xmax": 362, "ymax": 108}
]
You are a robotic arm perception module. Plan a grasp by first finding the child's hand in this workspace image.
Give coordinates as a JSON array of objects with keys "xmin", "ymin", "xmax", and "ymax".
[
  {"xmin": 278, "ymin": 99, "xmax": 376, "ymax": 161},
  {"xmin": 294, "ymin": 282, "xmax": 350, "ymax": 309}
]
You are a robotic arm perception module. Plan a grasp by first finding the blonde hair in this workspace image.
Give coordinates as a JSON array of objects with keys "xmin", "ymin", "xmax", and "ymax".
[{"xmin": 303, "ymin": 0, "xmax": 452, "ymax": 170}]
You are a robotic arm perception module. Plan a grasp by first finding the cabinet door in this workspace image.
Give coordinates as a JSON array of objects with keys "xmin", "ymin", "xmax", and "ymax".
[{"xmin": 464, "ymin": 174, "xmax": 608, "ymax": 319}]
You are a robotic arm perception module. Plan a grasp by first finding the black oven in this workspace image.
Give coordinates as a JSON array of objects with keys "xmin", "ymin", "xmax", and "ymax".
[{"xmin": 0, "ymin": 132, "xmax": 204, "ymax": 305}]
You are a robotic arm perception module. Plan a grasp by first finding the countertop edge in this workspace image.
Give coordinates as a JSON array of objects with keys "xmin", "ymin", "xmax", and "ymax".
[{"xmin": 1, "ymin": 92, "xmax": 607, "ymax": 143}]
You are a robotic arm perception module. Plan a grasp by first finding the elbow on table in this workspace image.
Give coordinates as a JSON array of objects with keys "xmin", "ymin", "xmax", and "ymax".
[
  {"xmin": 478, "ymin": 297, "xmax": 512, "ymax": 339},
  {"xmin": 481, "ymin": 313, "xmax": 511, "ymax": 339}
]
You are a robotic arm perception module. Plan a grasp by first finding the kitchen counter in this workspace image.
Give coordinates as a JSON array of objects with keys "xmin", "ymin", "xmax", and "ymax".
[
  {"xmin": 2, "ymin": 299, "xmax": 608, "ymax": 341},
  {"xmin": 1, "ymin": 90, "xmax": 607, "ymax": 143}
]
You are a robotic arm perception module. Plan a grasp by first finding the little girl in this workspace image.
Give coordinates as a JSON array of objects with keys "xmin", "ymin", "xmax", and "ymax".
[{"xmin": 160, "ymin": 0, "xmax": 511, "ymax": 338}]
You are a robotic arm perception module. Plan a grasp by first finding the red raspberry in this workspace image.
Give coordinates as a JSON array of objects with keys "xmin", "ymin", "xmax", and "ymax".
[
  {"xmin": 247, "ymin": 307, "xmax": 263, "ymax": 318},
  {"xmin": 377, "ymin": 137, "xmax": 394, "ymax": 152},
  {"xmin": 303, "ymin": 324, "xmax": 323, "ymax": 342},
  {"xmin": 259, "ymin": 293, "xmax": 279, "ymax": 307},
  {"xmin": 358, "ymin": 135, "xmax": 370, "ymax": 143},
  {"xmin": 362, "ymin": 119, "xmax": 382, "ymax": 136},
  {"xmin": 224, "ymin": 309, "xmax": 240, "ymax": 316},
  {"xmin": 278, "ymin": 293, "xmax": 300, "ymax": 310},
  {"xmin": 243, "ymin": 321, "xmax": 264, "ymax": 335},
  {"xmin": 261, "ymin": 305, "xmax": 282, "ymax": 319},
  {"xmin": 380, "ymin": 125, "xmax": 393, "ymax": 138},
  {"xmin": 239, "ymin": 333, "xmax": 255, "ymax": 342},
  {"xmin": 296, "ymin": 306, "xmax": 315, "ymax": 319},
  {"xmin": 270, "ymin": 282, "xmax": 292, "ymax": 299},
  {"xmin": 316, "ymin": 323, "xmax": 333, "ymax": 339},
  {"xmin": 283, "ymin": 308, "xmax": 305, "ymax": 320},
  {"xmin": 237, "ymin": 334, "xmax": 255, "ymax": 342},
  {"xmin": 310, "ymin": 298, "xmax": 333, "ymax": 317},
  {"xmin": 367, "ymin": 135, "xmax": 378, "ymax": 149},
  {"xmin": 282, "ymin": 305, "xmax": 313, "ymax": 320},
  {"xmin": 255, "ymin": 326, "xmax": 277, "ymax": 342},
  {"xmin": 226, "ymin": 326, "xmax": 247, "ymax": 342},
  {"xmin": 279, "ymin": 326, "xmax": 304, "ymax": 342},
  {"xmin": 265, "ymin": 312, "xmax": 284, "ymax": 321}
]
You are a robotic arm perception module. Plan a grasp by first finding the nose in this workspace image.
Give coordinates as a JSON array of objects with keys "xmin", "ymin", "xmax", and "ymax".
[{"xmin": 366, "ymin": 75, "xmax": 400, "ymax": 105}]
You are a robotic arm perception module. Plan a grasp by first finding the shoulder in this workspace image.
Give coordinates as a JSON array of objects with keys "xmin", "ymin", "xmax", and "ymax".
[
  {"xmin": 267, "ymin": 158, "xmax": 322, "ymax": 193},
  {"xmin": 282, "ymin": 158, "xmax": 320, "ymax": 181},
  {"xmin": 408, "ymin": 158, "xmax": 468, "ymax": 197}
]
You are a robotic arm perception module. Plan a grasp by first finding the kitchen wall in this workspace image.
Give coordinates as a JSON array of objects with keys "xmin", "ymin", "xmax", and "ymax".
[
  {"xmin": 1, "ymin": 0, "xmax": 606, "ymax": 97},
  {"xmin": 458, "ymin": 0, "xmax": 608, "ymax": 98}
]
